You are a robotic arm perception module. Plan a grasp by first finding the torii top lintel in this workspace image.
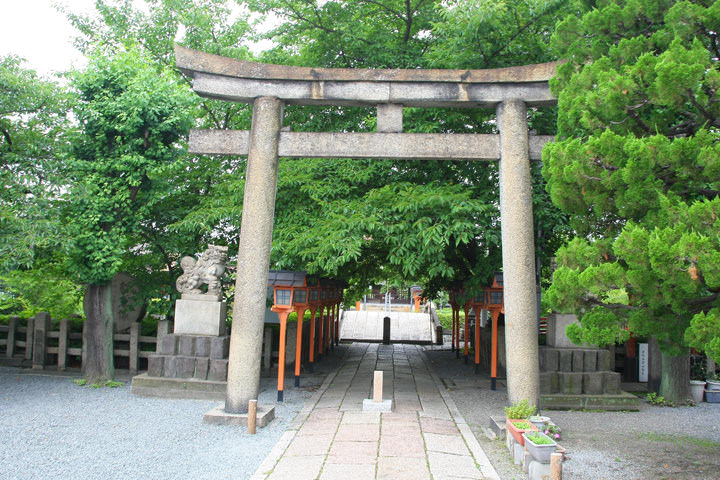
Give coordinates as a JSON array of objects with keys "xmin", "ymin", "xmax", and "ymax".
[{"xmin": 174, "ymin": 45, "xmax": 557, "ymax": 108}]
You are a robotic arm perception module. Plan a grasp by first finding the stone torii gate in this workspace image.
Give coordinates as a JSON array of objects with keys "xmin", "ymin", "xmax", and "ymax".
[{"xmin": 175, "ymin": 45, "xmax": 557, "ymax": 415}]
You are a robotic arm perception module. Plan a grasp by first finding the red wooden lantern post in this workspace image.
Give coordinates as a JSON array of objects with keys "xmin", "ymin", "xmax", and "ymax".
[
  {"xmin": 271, "ymin": 286, "xmax": 294, "ymax": 402},
  {"xmin": 308, "ymin": 287, "xmax": 320, "ymax": 372},
  {"xmin": 292, "ymin": 287, "xmax": 309, "ymax": 387},
  {"xmin": 486, "ymin": 284, "xmax": 504, "ymax": 391},
  {"xmin": 335, "ymin": 296, "xmax": 341, "ymax": 347},
  {"xmin": 470, "ymin": 291, "xmax": 486, "ymax": 375},
  {"xmin": 463, "ymin": 301, "xmax": 470, "ymax": 364}
]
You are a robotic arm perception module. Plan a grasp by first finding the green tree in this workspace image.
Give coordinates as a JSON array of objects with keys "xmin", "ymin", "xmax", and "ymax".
[
  {"xmin": 543, "ymin": 0, "xmax": 719, "ymax": 402},
  {"xmin": 65, "ymin": 48, "xmax": 196, "ymax": 381}
]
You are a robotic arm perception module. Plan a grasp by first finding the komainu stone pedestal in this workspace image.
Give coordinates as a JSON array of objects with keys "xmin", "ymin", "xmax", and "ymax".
[{"xmin": 174, "ymin": 295, "xmax": 227, "ymax": 336}]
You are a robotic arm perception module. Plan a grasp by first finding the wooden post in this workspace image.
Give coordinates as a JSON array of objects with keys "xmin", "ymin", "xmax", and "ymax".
[
  {"xmin": 329, "ymin": 304, "xmax": 335, "ymax": 352},
  {"xmin": 25, "ymin": 317, "xmax": 34, "ymax": 361},
  {"xmin": 277, "ymin": 311, "xmax": 289, "ymax": 402},
  {"xmin": 373, "ymin": 370, "xmax": 383, "ymax": 402},
  {"xmin": 335, "ymin": 302, "xmax": 340, "ymax": 346},
  {"xmin": 474, "ymin": 307, "xmax": 481, "ymax": 374},
  {"xmin": 129, "ymin": 322, "xmax": 140, "ymax": 374},
  {"xmin": 550, "ymin": 452, "xmax": 563, "ymax": 479},
  {"xmin": 317, "ymin": 305, "xmax": 324, "ymax": 359},
  {"xmin": 325, "ymin": 306, "xmax": 331, "ymax": 352},
  {"xmin": 6, "ymin": 316, "xmax": 18, "ymax": 358},
  {"xmin": 263, "ymin": 326, "xmax": 273, "ymax": 372},
  {"xmin": 248, "ymin": 399, "xmax": 258, "ymax": 434},
  {"xmin": 294, "ymin": 308, "xmax": 306, "ymax": 387},
  {"xmin": 463, "ymin": 306, "xmax": 469, "ymax": 364},
  {"xmin": 491, "ymin": 310, "xmax": 499, "ymax": 390},
  {"xmin": 58, "ymin": 319, "xmax": 69, "ymax": 371}
]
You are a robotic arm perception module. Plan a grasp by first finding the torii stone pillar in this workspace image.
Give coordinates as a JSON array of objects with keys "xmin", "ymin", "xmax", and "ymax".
[
  {"xmin": 225, "ymin": 96, "xmax": 283, "ymax": 414},
  {"xmin": 497, "ymin": 99, "xmax": 540, "ymax": 406}
]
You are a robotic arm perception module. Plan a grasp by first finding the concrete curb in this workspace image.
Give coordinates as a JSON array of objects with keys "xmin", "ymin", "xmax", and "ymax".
[{"xmin": 419, "ymin": 348, "xmax": 501, "ymax": 480}]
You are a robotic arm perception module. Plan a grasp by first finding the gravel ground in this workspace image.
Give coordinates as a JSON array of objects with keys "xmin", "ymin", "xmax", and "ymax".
[
  {"xmin": 0, "ymin": 366, "xmax": 331, "ymax": 480},
  {"xmin": 423, "ymin": 347, "xmax": 720, "ymax": 480}
]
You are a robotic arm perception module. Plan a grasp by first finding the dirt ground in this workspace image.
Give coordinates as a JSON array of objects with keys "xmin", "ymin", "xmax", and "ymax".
[{"xmin": 423, "ymin": 347, "xmax": 720, "ymax": 480}]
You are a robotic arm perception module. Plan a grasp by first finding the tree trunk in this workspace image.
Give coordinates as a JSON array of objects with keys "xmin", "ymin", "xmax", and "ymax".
[
  {"xmin": 648, "ymin": 337, "xmax": 662, "ymax": 393},
  {"xmin": 82, "ymin": 283, "xmax": 115, "ymax": 382},
  {"xmin": 659, "ymin": 351, "xmax": 689, "ymax": 404}
]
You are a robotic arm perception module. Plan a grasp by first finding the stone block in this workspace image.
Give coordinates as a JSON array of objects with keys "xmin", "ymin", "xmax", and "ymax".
[
  {"xmin": 208, "ymin": 359, "xmax": 228, "ymax": 381},
  {"xmin": 362, "ymin": 398, "xmax": 393, "ymax": 412},
  {"xmin": 195, "ymin": 337, "xmax": 211, "ymax": 357},
  {"xmin": 540, "ymin": 372, "xmax": 558, "ymax": 394},
  {"xmin": 178, "ymin": 336, "xmax": 195, "ymax": 356},
  {"xmin": 512, "ymin": 442, "xmax": 524, "ymax": 465},
  {"xmin": 210, "ymin": 336, "xmax": 230, "ymax": 359},
  {"xmin": 176, "ymin": 357, "xmax": 196, "ymax": 378},
  {"xmin": 597, "ymin": 349, "xmax": 612, "ymax": 371},
  {"xmin": 195, "ymin": 358, "xmax": 209, "ymax": 380},
  {"xmin": 148, "ymin": 356, "xmax": 164, "ymax": 377},
  {"xmin": 540, "ymin": 348, "xmax": 559, "ymax": 372},
  {"xmin": 583, "ymin": 350, "xmax": 597, "ymax": 372},
  {"xmin": 203, "ymin": 404, "xmax": 275, "ymax": 428},
  {"xmin": 174, "ymin": 298, "xmax": 227, "ymax": 336},
  {"xmin": 158, "ymin": 334, "xmax": 177, "ymax": 355},
  {"xmin": 528, "ymin": 460, "xmax": 551, "ymax": 480},
  {"xmin": 604, "ymin": 371, "xmax": 621, "ymax": 393},
  {"xmin": 559, "ymin": 372, "xmax": 583, "ymax": 395},
  {"xmin": 558, "ymin": 350, "xmax": 572, "ymax": 372},
  {"xmin": 572, "ymin": 350, "xmax": 584, "ymax": 372},
  {"xmin": 583, "ymin": 373, "xmax": 604, "ymax": 394},
  {"xmin": 546, "ymin": 313, "xmax": 587, "ymax": 348},
  {"xmin": 164, "ymin": 357, "xmax": 178, "ymax": 378}
]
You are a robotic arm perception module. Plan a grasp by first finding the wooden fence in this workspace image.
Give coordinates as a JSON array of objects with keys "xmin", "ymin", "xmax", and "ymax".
[{"xmin": 0, "ymin": 313, "xmax": 168, "ymax": 374}]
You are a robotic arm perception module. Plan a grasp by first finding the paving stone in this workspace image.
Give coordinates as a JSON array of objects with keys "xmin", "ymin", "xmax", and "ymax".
[
  {"xmin": 284, "ymin": 434, "xmax": 334, "ymax": 456},
  {"xmin": 380, "ymin": 434, "xmax": 425, "ymax": 458},
  {"xmin": 427, "ymin": 452, "xmax": 483, "ymax": 479},
  {"xmin": 307, "ymin": 408, "xmax": 343, "ymax": 422},
  {"xmin": 424, "ymin": 432, "xmax": 470, "ymax": 455},
  {"xmin": 297, "ymin": 420, "xmax": 340, "ymax": 436},
  {"xmin": 320, "ymin": 463, "xmax": 376, "ymax": 480},
  {"xmin": 342, "ymin": 411, "xmax": 381, "ymax": 424},
  {"xmin": 377, "ymin": 456, "xmax": 430, "ymax": 480},
  {"xmin": 334, "ymin": 423, "xmax": 379, "ymax": 442},
  {"xmin": 380, "ymin": 423, "xmax": 421, "ymax": 437},
  {"xmin": 381, "ymin": 412, "xmax": 417, "ymax": 425},
  {"xmin": 419, "ymin": 417, "xmax": 460, "ymax": 436},
  {"xmin": 267, "ymin": 455, "xmax": 325, "ymax": 480},
  {"xmin": 327, "ymin": 441, "xmax": 378, "ymax": 464}
]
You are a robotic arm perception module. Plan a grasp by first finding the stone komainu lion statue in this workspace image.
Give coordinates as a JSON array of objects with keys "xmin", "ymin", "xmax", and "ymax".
[{"xmin": 175, "ymin": 245, "xmax": 229, "ymax": 298}]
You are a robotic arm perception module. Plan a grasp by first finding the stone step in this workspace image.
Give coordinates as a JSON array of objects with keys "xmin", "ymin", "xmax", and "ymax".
[
  {"xmin": 540, "ymin": 371, "xmax": 621, "ymax": 395},
  {"xmin": 539, "ymin": 346, "xmax": 612, "ymax": 373},
  {"xmin": 540, "ymin": 391, "xmax": 640, "ymax": 411},
  {"xmin": 148, "ymin": 354, "xmax": 228, "ymax": 381},
  {"xmin": 130, "ymin": 373, "xmax": 225, "ymax": 400}
]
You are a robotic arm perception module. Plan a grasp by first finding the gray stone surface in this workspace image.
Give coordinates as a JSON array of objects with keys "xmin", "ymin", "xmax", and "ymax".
[
  {"xmin": 196, "ymin": 336, "xmax": 211, "ymax": 357},
  {"xmin": 158, "ymin": 334, "xmax": 177, "ymax": 355},
  {"xmin": 203, "ymin": 404, "xmax": 275, "ymax": 427},
  {"xmin": 597, "ymin": 349, "xmax": 612, "ymax": 371},
  {"xmin": 604, "ymin": 371, "xmax": 621, "ymax": 394},
  {"xmin": 546, "ymin": 313, "xmax": 586, "ymax": 348},
  {"xmin": 560, "ymin": 372, "xmax": 584, "ymax": 395},
  {"xmin": 583, "ymin": 372, "xmax": 604, "ymax": 394},
  {"xmin": 377, "ymin": 104, "xmax": 403, "ymax": 132},
  {"xmin": 148, "ymin": 356, "xmax": 164, "ymax": 377},
  {"xmin": 572, "ymin": 350, "xmax": 584, "ymax": 372},
  {"xmin": 175, "ymin": 245, "xmax": 227, "ymax": 298},
  {"xmin": 362, "ymin": 398, "xmax": 393, "ymax": 412},
  {"xmin": 540, "ymin": 348, "xmax": 559, "ymax": 372},
  {"xmin": 340, "ymin": 311, "xmax": 433, "ymax": 343},
  {"xmin": 558, "ymin": 350, "xmax": 572, "ymax": 372},
  {"xmin": 225, "ymin": 96, "xmax": 283, "ymax": 415},
  {"xmin": 195, "ymin": 358, "xmax": 209, "ymax": 380},
  {"xmin": 179, "ymin": 336, "xmax": 195, "ymax": 356},
  {"xmin": 498, "ymin": 99, "xmax": 540, "ymax": 406},
  {"xmin": 528, "ymin": 460, "xmax": 551, "ymax": 480},
  {"xmin": 174, "ymin": 298, "xmax": 227, "ymax": 336},
  {"xmin": 209, "ymin": 359, "xmax": 229, "ymax": 382},
  {"xmin": 32, "ymin": 312, "xmax": 50, "ymax": 369},
  {"xmin": 583, "ymin": 350, "xmax": 597, "ymax": 372},
  {"xmin": 176, "ymin": 357, "xmax": 196, "ymax": 378},
  {"xmin": 189, "ymin": 129, "xmax": 551, "ymax": 161},
  {"xmin": 164, "ymin": 357, "xmax": 178, "ymax": 378},
  {"xmin": 210, "ymin": 336, "xmax": 230, "ymax": 359}
]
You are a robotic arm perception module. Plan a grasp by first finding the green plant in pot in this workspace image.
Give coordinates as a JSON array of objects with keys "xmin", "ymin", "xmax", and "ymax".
[
  {"xmin": 523, "ymin": 431, "xmax": 558, "ymax": 464},
  {"xmin": 689, "ymin": 358, "xmax": 707, "ymax": 403},
  {"xmin": 504, "ymin": 400, "xmax": 538, "ymax": 446}
]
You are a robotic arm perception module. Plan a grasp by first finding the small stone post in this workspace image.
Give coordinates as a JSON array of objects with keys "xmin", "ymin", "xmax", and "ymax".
[
  {"xmin": 58, "ymin": 319, "xmax": 69, "ymax": 371},
  {"xmin": 6, "ymin": 316, "xmax": 18, "ymax": 358},
  {"xmin": 32, "ymin": 312, "xmax": 51, "ymax": 370},
  {"xmin": 225, "ymin": 96, "xmax": 283, "ymax": 414},
  {"xmin": 382, "ymin": 316, "xmax": 391, "ymax": 345},
  {"xmin": 497, "ymin": 99, "xmax": 540, "ymax": 406},
  {"xmin": 25, "ymin": 317, "xmax": 34, "ymax": 361}
]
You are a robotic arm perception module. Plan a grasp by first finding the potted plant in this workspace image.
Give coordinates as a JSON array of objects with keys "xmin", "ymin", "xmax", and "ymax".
[
  {"xmin": 523, "ymin": 431, "xmax": 558, "ymax": 464},
  {"xmin": 528, "ymin": 415, "xmax": 551, "ymax": 430},
  {"xmin": 504, "ymin": 399, "xmax": 538, "ymax": 446},
  {"xmin": 706, "ymin": 371, "xmax": 720, "ymax": 391}
]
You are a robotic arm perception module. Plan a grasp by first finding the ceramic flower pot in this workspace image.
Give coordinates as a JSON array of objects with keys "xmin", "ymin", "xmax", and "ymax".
[
  {"xmin": 689, "ymin": 380, "xmax": 705, "ymax": 403},
  {"xmin": 705, "ymin": 389, "xmax": 720, "ymax": 403},
  {"xmin": 522, "ymin": 431, "xmax": 558, "ymax": 464},
  {"xmin": 528, "ymin": 415, "xmax": 551, "ymax": 430},
  {"xmin": 705, "ymin": 379, "xmax": 720, "ymax": 391},
  {"xmin": 506, "ymin": 419, "xmax": 538, "ymax": 446}
]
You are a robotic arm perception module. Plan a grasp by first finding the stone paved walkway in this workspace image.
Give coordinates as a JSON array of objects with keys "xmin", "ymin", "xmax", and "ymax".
[{"xmin": 251, "ymin": 343, "xmax": 499, "ymax": 480}]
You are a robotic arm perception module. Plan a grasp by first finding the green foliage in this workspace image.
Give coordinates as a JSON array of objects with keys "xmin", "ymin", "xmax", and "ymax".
[
  {"xmin": 104, "ymin": 380, "xmax": 124, "ymax": 388},
  {"xmin": 512, "ymin": 420, "xmax": 533, "ymax": 430},
  {"xmin": 525, "ymin": 432, "xmax": 555, "ymax": 445},
  {"xmin": 72, "ymin": 379, "xmax": 87, "ymax": 386},
  {"xmin": 504, "ymin": 399, "xmax": 537, "ymax": 419},
  {"xmin": 0, "ymin": 56, "xmax": 71, "ymax": 271},
  {"xmin": 543, "ymin": 0, "xmax": 720, "ymax": 376},
  {"xmin": 63, "ymin": 48, "xmax": 196, "ymax": 285},
  {"xmin": 646, "ymin": 392, "xmax": 670, "ymax": 406}
]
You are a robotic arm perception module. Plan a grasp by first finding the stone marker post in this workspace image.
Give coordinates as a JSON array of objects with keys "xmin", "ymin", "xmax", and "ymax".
[
  {"xmin": 497, "ymin": 99, "xmax": 540, "ymax": 406},
  {"xmin": 32, "ymin": 312, "xmax": 51, "ymax": 370},
  {"xmin": 226, "ymin": 96, "xmax": 283, "ymax": 414}
]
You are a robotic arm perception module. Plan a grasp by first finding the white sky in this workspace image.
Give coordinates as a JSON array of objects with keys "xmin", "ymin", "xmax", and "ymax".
[
  {"xmin": 0, "ymin": 0, "xmax": 276, "ymax": 79},
  {"xmin": 0, "ymin": 0, "xmax": 97, "ymax": 77}
]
